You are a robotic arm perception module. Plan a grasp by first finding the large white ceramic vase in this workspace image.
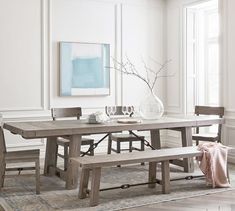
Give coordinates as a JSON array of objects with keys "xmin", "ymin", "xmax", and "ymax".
[{"xmin": 139, "ymin": 91, "xmax": 164, "ymax": 120}]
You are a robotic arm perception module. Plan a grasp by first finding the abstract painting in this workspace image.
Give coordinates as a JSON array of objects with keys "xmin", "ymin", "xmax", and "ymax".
[{"xmin": 60, "ymin": 42, "xmax": 110, "ymax": 96}]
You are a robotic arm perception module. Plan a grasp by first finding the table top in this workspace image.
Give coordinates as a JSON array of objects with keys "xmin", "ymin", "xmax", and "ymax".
[{"xmin": 3, "ymin": 115, "xmax": 224, "ymax": 139}]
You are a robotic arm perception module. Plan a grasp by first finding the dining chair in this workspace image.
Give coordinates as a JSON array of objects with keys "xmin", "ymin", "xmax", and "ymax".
[
  {"xmin": 0, "ymin": 127, "xmax": 40, "ymax": 194},
  {"xmin": 51, "ymin": 107, "xmax": 94, "ymax": 171},
  {"xmin": 193, "ymin": 106, "xmax": 224, "ymax": 145},
  {"xmin": 105, "ymin": 106, "xmax": 145, "ymax": 164}
]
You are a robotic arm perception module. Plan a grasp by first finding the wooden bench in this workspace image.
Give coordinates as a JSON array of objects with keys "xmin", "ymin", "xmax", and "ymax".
[{"xmin": 71, "ymin": 146, "xmax": 203, "ymax": 206}]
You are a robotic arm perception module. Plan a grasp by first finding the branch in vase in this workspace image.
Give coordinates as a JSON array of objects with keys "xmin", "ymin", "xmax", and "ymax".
[{"xmin": 110, "ymin": 57, "xmax": 172, "ymax": 93}]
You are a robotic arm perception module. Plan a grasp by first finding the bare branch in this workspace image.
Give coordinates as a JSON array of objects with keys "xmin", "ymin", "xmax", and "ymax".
[
  {"xmin": 141, "ymin": 57, "xmax": 150, "ymax": 84},
  {"xmin": 151, "ymin": 60, "xmax": 171, "ymax": 90},
  {"xmin": 110, "ymin": 56, "xmax": 172, "ymax": 93}
]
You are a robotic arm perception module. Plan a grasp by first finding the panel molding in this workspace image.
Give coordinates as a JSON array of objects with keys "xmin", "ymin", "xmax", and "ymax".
[
  {"xmin": 166, "ymin": 4, "xmax": 184, "ymax": 113},
  {"xmin": 0, "ymin": 0, "xmax": 46, "ymax": 112},
  {"xmin": 114, "ymin": 3, "xmax": 123, "ymax": 106}
]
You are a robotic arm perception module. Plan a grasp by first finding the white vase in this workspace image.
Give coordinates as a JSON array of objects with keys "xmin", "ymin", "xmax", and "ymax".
[{"xmin": 139, "ymin": 92, "xmax": 164, "ymax": 120}]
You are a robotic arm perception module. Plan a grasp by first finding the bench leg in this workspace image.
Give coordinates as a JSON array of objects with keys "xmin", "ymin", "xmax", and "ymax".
[
  {"xmin": 90, "ymin": 167, "xmax": 101, "ymax": 207},
  {"xmin": 161, "ymin": 161, "xmax": 170, "ymax": 194},
  {"xmin": 148, "ymin": 162, "xmax": 157, "ymax": 188},
  {"xmin": 79, "ymin": 168, "xmax": 90, "ymax": 199}
]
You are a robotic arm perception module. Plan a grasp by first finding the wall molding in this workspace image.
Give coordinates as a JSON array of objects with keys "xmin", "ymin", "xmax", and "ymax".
[
  {"xmin": 0, "ymin": 0, "xmax": 46, "ymax": 112},
  {"xmin": 114, "ymin": 3, "xmax": 123, "ymax": 106},
  {"xmin": 166, "ymin": 3, "xmax": 184, "ymax": 114},
  {"xmin": 0, "ymin": 107, "xmax": 46, "ymax": 112}
]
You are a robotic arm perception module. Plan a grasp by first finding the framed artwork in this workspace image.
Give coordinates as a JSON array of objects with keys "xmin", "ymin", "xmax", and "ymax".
[{"xmin": 60, "ymin": 42, "xmax": 110, "ymax": 96}]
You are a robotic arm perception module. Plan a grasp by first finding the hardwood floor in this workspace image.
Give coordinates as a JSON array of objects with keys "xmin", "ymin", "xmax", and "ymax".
[{"xmin": 123, "ymin": 189, "xmax": 235, "ymax": 211}]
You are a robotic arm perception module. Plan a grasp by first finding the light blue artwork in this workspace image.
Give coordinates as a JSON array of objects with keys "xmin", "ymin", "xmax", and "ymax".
[{"xmin": 60, "ymin": 42, "xmax": 110, "ymax": 96}]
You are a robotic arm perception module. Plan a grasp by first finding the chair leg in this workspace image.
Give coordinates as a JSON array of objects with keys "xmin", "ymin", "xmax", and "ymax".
[
  {"xmin": 0, "ymin": 162, "xmax": 6, "ymax": 190},
  {"xmin": 117, "ymin": 141, "xmax": 121, "ymax": 153},
  {"xmin": 55, "ymin": 144, "xmax": 59, "ymax": 169},
  {"xmin": 107, "ymin": 135, "xmax": 112, "ymax": 154},
  {"xmin": 141, "ymin": 140, "xmax": 145, "ymax": 151},
  {"xmin": 227, "ymin": 164, "xmax": 230, "ymax": 184},
  {"xmin": 35, "ymin": 159, "xmax": 40, "ymax": 194},
  {"xmin": 90, "ymin": 140, "xmax": 94, "ymax": 156},
  {"xmin": 129, "ymin": 141, "xmax": 132, "ymax": 152},
  {"xmin": 140, "ymin": 141, "xmax": 145, "ymax": 165},
  {"xmin": 117, "ymin": 141, "xmax": 121, "ymax": 167},
  {"xmin": 64, "ymin": 145, "xmax": 69, "ymax": 171}
]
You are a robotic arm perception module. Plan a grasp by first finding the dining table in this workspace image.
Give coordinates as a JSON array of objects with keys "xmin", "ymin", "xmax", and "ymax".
[{"xmin": 3, "ymin": 115, "xmax": 224, "ymax": 190}]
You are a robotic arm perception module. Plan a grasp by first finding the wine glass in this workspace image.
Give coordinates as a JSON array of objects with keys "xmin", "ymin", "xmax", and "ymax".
[
  {"xmin": 127, "ymin": 106, "xmax": 134, "ymax": 117},
  {"xmin": 122, "ymin": 106, "xmax": 128, "ymax": 116},
  {"xmin": 122, "ymin": 106, "xmax": 134, "ymax": 117},
  {"xmin": 106, "ymin": 106, "xmax": 112, "ymax": 117},
  {"xmin": 110, "ymin": 106, "xmax": 117, "ymax": 116}
]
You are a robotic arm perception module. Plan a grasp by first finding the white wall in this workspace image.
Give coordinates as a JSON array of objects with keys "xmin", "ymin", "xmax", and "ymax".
[
  {"xmin": 50, "ymin": 0, "xmax": 165, "ymax": 109},
  {"xmin": 0, "ymin": 0, "xmax": 43, "ymax": 112},
  {"xmin": 165, "ymin": 0, "xmax": 235, "ymax": 161},
  {"xmin": 0, "ymin": 0, "xmax": 165, "ymax": 151},
  {"xmin": 0, "ymin": 0, "xmax": 47, "ymax": 148},
  {"xmin": 221, "ymin": 0, "xmax": 235, "ymax": 162}
]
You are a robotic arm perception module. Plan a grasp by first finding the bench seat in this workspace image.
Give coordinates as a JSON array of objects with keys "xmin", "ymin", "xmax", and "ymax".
[{"xmin": 71, "ymin": 146, "xmax": 203, "ymax": 207}]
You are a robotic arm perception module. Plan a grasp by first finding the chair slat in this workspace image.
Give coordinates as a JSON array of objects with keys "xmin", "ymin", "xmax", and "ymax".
[
  {"xmin": 51, "ymin": 107, "xmax": 82, "ymax": 120},
  {"xmin": 195, "ymin": 106, "xmax": 224, "ymax": 117}
]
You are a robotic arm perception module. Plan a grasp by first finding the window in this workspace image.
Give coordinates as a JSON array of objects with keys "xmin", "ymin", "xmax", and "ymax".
[{"xmin": 185, "ymin": 0, "xmax": 219, "ymax": 114}]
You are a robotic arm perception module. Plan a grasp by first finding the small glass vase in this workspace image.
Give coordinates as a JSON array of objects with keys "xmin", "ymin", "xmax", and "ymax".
[{"xmin": 139, "ymin": 91, "xmax": 164, "ymax": 120}]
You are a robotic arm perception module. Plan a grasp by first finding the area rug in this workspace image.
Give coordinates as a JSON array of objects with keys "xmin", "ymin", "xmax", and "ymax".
[{"xmin": 0, "ymin": 164, "xmax": 234, "ymax": 211}]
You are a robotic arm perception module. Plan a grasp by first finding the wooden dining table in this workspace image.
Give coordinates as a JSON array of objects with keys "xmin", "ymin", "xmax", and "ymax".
[{"xmin": 3, "ymin": 115, "xmax": 224, "ymax": 190}]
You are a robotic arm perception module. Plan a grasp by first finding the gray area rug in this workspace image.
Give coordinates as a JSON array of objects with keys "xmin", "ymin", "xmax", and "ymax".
[{"xmin": 0, "ymin": 164, "xmax": 234, "ymax": 211}]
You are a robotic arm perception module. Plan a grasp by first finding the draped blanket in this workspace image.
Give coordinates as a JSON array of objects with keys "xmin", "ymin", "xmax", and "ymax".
[{"xmin": 197, "ymin": 142, "xmax": 230, "ymax": 188}]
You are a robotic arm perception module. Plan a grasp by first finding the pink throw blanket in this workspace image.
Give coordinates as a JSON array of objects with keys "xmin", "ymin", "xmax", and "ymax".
[{"xmin": 197, "ymin": 142, "xmax": 230, "ymax": 188}]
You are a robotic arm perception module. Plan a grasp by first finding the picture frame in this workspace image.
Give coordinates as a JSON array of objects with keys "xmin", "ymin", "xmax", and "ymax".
[{"xmin": 60, "ymin": 41, "xmax": 110, "ymax": 96}]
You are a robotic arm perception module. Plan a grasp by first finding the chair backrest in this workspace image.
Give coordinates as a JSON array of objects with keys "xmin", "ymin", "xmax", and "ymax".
[
  {"xmin": 0, "ymin": 127, "xmax": 6, "ymax": 154},
  {"xmin": 51, "ymin": 107, "xmax": 82, "ymax": 120},
  {"xmin": 105, "ymin": 106, "xmax": 134, "ymax": 117},
  {"xmin": 195, "ymin": 106, "xmax": 224, "ymax": 140},
  {"xmin": 195, "ymin": 106, "xmax": 224, "ymax": 117}
]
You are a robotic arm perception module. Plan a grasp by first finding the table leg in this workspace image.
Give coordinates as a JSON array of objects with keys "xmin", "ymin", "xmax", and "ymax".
[
  {"xmin": 148, "ymin": 129, "xmax": 160, "ymax": 188},
  {"xmin": 66, "ymin": 134, "xmax": 81, "ymax": 189},
  {"xmin": 181, "ymin": 127, "xmax": 194, "ymax": 173},
  {"xmin": 44, "ymin": 137, "xmax": 57, "ymax": 176},
  {"xmin": 150, "ymin": 129, "xmax": 161, "ymax": 149}
]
